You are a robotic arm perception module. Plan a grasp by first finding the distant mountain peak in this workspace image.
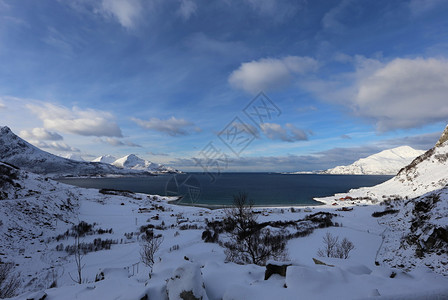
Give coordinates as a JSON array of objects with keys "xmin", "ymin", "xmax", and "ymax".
[
  {"xmin": 0, "ymin": 127, "xmax": 169, "ymax": 176},
  {"xmin": 0, "ymin": 125, "xmax": 12, "ymax": 133},
  {"xmin": 92, "ymin": 155, "xmax": 117, "ymax": 164},
  {"xmin": 112, "ymin": 154, "xmax": 179, "ymax": 173},
  {"xmin": 322, "ymin": 146, "xmax": 425, "ymax": 175}
]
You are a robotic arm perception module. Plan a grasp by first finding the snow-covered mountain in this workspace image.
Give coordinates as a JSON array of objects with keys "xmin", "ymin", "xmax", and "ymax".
[
  {"xmin": 316, "ymin": 124, "xmax": 448, "ymax": 275},
  {"xmin": 335, "ymin": 129, "xmax": 448, "ymax": 200},
  {"xmin": 0, "ymin": 126, "xmax": 153, "ymax": 177},
  {"xmin": 322, "ymin": 146, "xmax": 425, "ymax": 175},
  {"xmin": 112, "ymin": 154, "xmax": 180, "ymax": 173},
  {"xmin": 62, "ymin": 153, "xmax": 85, "ymax": 162},
  {"xmin": 92, "ymin": 155, "xmax": 117, "ymax": 164},
  {"xmin": 2, "ymin": 125, "xmax": 448, "ymax": 299}
]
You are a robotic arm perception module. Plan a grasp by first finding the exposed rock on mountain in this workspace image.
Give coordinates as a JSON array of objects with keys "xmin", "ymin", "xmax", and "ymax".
[{"xmin": 436, "ymin": 124, "xmax": 448, "ymax": 147}]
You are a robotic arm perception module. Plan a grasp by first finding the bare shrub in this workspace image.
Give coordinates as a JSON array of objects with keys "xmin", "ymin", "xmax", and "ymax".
[
  {"xmin": 0, "ymin": 260, "xmax": 20, "ymax": 298},
  {"xmin": 317, "ymin": 232, "xmax": 355, "ymax": 259},
  {"xmin": 337, "ymin": 238, "xmax": 355, "ymax": 259},
  {"xmin": 223, "ymin": 192, "xmax": 287, "ymax": 265},
  {"xmin": 69, "ymin": 235, "xmax": 85, "ymax": 284},
  {"xmin": 140, "ymin": 232, "xmax": 163, "ymax": 278}
]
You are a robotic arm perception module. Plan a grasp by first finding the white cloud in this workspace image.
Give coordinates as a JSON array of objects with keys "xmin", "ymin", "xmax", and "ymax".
[
  {"xmin": 260, "ymin": 123, "xmax": 309, "ymax": 142},
  {"xmin": 32, "ymin": 140, "xmax": 81, "ymax": 152},
  {"xmin": 185, "ymin": 33, "xmax": 247, "ymax": 56},
  {"xmin": 409, "ymin": 0, "xmax": 444, "ymax": 16},
  {"xmin": 321, "ymin": 0, "xmax": 351, "ymax": 33},
  {"xmin": 242, "ymin": 0, "xmax": 302, "ymax": 21},
  {"xmin": 100, "ymin": 0, "xmax": 142, "ymax": 29},
  {"xmin": 302, "ymin": 56, "xmax": 448, "ymax": 132},
  {"xmin": 27, "ymin": 102, "xmax": 123, "ymax": 137},
  {"xmin": 177, "ymin": 0, "xmax": 197, "ymax": 20},
  {"xmin": 95, "ymin": 137, "xmax": 142, "ymax": 147},
  {"xmin": 20, "ymin": 128, "xmax": 63, "ymax": 141},
  {"xmin": 132, "ymin": 116, "xmax": 201, "ymax": 136},
  {"xmin": 147, "ymin": 151, "xmax": 169, "ymax": 156},
  {"xmin": 229, "ymin": 56, "xmax": 319, "ymax": 93},
  {"xmin": 354, "ymin": 57, "xmax": 448, "ymax": 131},
  {"xmin": 0, "ymin": 102, "xmax": 5, "ymax": 109}
]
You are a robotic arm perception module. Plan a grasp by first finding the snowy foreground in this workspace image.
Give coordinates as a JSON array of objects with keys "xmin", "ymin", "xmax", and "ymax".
[{"xmin": 1, "ymin": 165, "xmax": 447, "ymax": 299}]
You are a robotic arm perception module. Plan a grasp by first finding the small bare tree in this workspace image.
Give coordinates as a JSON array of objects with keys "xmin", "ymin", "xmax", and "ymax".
[
  {"xmin": 0, "ymin": 260, "xmax": 21, "ymax": 298},
  {"xmin": 337, "ymin": 238, "xmax": 355, "ymax": 259},
  {"xmin": 224, "ymin": 192, "xmax": 287, "ymax": 265},
  {"xmin": 140, "ymin": 232, "xmax": 163, "ymax": 278},
  {"xmin": 317, "ymin": 232, "xmax": 355, "ymax": 259},
  {"xmin": 69, "ymin": 235, "xmax": 85, "ymax": 284},
  {"xmin": 317, "ymin": 232, "xmax": 339, "ymax": 258}
]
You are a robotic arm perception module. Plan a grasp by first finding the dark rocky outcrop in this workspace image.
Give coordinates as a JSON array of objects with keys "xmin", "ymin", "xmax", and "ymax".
[
  {"xmin": 436, "ymin": 125, "xmax": 448, "ymax": 147},
  {"xmin": 264, "ymin": 262, "xmax": 291, "ymax": 280}
]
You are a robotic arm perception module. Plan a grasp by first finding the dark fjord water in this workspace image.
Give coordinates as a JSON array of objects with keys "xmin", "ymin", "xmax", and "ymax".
[{"xmin": 58, "ymin": 173, "xmax": 392, "ymax": 207}]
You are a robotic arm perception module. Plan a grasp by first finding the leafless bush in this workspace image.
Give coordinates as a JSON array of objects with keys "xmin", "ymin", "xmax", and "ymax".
[
  {"xmin": 140, "ymin": 232, "xmax": 163, "ymax": 278},
  {"xmin": 69, "ymin": 235, "xmax": 85, "ymax": 284},
  {"xmin": 223, "ymin": 192, "xmax": 288, "ymax": 265},
  {"xmin": 337, "ymin": 237, "xmax": 355, "ymax": 259},
  {"xmin": 317, "ymin": 232, "xmax": 355, "ymax": 259},
  {"xmin": 0, "ymin": 260, "xmax": 20, "ymax": 298}
]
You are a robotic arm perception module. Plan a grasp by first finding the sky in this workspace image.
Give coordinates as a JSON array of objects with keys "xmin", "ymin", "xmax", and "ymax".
[{"xmin": 0, "ymin": 0, "xmax": 448, "ymax": 172}]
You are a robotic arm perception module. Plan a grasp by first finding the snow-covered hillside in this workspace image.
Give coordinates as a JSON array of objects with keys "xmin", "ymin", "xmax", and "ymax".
[
  {"xmin": 2, "ymin": 125, "xmax": 447, "ymax": 299},
  {"xmin": 112, "ymin": 154, "xmax": 180, "ymax": 173},
  {"xmin": 3, "ymin": 162, "xmax": 447, "ymax": 300},
  {"xmin": 316, "ymin": 124, "xmax": 448, "ymax": 276},
  {"xmin": 322, "ymin": 130, "xmax": 448, "ymax": 201},
  {"xmin": 0, "ymin": 126, "xmax": 177, "ymax": 177},
  {"xmin": 322, "ymin": 146, "xmax": 425, "ymax": 175},
  {"xmin": 91, "ymin": 155, "xmax": 116, "ymax": 164}
]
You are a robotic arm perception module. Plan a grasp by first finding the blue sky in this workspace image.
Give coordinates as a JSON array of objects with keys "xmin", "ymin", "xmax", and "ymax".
[{"xmin": 1, "ymin": 0, "xmax": 448, "ymax": 172}]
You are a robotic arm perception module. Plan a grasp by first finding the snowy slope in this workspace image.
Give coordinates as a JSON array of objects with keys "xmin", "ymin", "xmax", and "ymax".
[
  {"xmin": 91, "ymin": 155, "xmax": 117, "ymax": 164},
  {"xmin": 3, "ymin": 126, "xmax": 448, "ymax": 299},
  {"xmin": 323, "ymin": 146, "xmax": 425, "ymax": 175},
  {"xmin": 0, "ymin": 126, "xmax": 155, "ymax": 177},
  {"xmin": 376, "ymin": 187, "xmax": 448, "ymax": 275},
  {"xmin": 316, "ymin": 125, "xmax": 448, "ymax": 201},
  {"xmin": 112, "ymin": 154, "xmax": 180, "ymax": 173},
  {"xmin": 2, "ymin": 160, "xmax": 447, "ymax": 299},
  {"xmin": 315, "ymin": 125, "xmax": 448, "ymax": 275},
  {"xmin": 323, "ymin": 140, "xmax": 448, "ymax": 201}
]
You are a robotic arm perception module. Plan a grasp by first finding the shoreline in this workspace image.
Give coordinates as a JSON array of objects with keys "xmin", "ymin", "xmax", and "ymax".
[{"xmin": 167, "ymin": 196, "xmax": 326, "ymax": 210}]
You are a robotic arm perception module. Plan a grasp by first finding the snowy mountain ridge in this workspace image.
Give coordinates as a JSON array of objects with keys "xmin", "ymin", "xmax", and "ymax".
[
  {"xmin": 316, "ymin": 124, "xmax": 448, "ymax": 275},
  {"xmin": 322, "ymin": 146, "xmax": 425, "ymax": 175},
  {"xmin": 0, "ymin": 126, "xmax": 179, "ymax": 176},
  {"xmin": 112, "ymin": 154, "xmax": 179, "ymax": 173},
  {"xmin": 335, "ymin": 140, "xmax": 448, "ymax": 200},
  {"xmin": 91, "ymin": 155, "xmax": 117, "ymax": 164},
  {"xmin": 4, "ymin": 156, "xmax": 447, "ymax": 299}
]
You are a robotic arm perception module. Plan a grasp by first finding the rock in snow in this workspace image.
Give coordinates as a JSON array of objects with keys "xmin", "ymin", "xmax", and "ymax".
[
  {"xmin": 322, "ymin": 146, "xmax": 425, "ymax": 175},
  {"xmin": 166, "ymin": 263, "xmax": 209, "ymax": 300}
]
